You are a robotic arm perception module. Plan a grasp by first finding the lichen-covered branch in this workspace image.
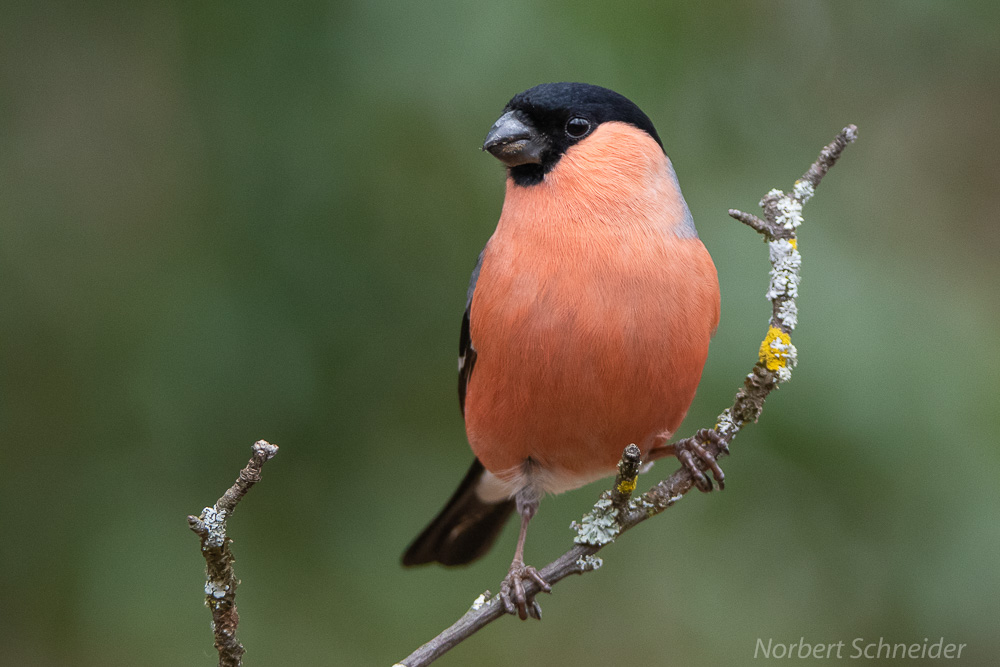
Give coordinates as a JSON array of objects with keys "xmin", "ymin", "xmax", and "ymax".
[
  {"xmin": 188, "ymin": 440, "xmax": 279, "ymax": 667},
  {"xmin": 396, "ymin": 126, "xmax": 857, "ymax": 667}
]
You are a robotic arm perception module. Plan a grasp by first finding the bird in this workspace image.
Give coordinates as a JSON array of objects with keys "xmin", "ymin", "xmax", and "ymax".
[{"xmin": 402, "ymin": 82, "xmax": 722, "ymax": 620}]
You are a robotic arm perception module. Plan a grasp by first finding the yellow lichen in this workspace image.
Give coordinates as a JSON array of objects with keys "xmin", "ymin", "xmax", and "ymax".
[
  {"xmin": 759, "ymin": 327, "xmax": 792, "ymax": 371},
  {"xmin": 617, "ymin": 477, "xmax": 637, "ymax": 494},
  {"xmin": 789, "ymin": 238, "xmax": 798, "ymax": 250}
]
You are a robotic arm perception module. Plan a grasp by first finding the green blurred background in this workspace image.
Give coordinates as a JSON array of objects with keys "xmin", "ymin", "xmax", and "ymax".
[{"xmin": 2, "ymin": 1, "xmax": 998, "ymax": 665}]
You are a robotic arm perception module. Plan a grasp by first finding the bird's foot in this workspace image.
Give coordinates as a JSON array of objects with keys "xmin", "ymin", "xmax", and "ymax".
[
  {"xmin": 674, "ymin": 428, "xmax": 727, "ymax": 492},
  {"xmin": 500, "ymin": 559, "xmax": 551, "ymax": 620}
]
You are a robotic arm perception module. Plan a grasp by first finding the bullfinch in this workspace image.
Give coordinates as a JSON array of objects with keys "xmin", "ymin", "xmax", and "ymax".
[{"xmin": 402, "ymin": 83, "xmax": 722, "ymax": 620}]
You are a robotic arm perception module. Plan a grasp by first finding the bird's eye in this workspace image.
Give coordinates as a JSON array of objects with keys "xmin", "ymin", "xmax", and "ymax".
[{"xmin": 565, "ymin": 116, "xmax": 591, "ymax": 138}]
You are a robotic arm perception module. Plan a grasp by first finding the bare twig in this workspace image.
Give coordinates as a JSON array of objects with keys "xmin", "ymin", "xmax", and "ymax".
[
  {"xmin": 397, "ymin": 126, "xmax": 857, "ymax": 667},
  {"xmin": 188, "ymin": 440, "xmax": 279, "ymax": 667}
]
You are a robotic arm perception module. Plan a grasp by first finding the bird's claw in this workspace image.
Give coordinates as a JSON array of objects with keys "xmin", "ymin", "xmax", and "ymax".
[
  {"xmin": 675, "ymin": 428, "xmax": 726, "ymax": 492},
  {"xmin": 500, "ymin": 560, "xmax": 551, "ymax": 620}
]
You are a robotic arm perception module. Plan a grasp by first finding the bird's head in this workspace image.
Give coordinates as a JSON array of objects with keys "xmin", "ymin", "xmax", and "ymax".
[{"xmin": 482, "ymin": 82, "xmax": 663, "ymax": 187}]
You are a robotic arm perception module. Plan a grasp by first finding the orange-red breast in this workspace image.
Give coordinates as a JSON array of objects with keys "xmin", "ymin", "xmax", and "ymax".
[{"xmin": 403, "ymin": 83, "xmax": 721, "ymax": 619}]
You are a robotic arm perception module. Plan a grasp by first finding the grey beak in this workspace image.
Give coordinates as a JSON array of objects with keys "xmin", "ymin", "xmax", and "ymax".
[{"xmin": 482, "ymin": 111, "xmax": 545, "ymax": 167}]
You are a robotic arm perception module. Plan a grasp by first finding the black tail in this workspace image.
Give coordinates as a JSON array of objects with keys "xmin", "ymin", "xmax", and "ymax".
[{"xmin": 402, "ymin": 459, "xmax": 515, "ymax": 567}]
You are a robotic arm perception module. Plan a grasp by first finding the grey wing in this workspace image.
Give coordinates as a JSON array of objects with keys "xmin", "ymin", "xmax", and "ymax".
[{"xmin": 458, "ymin": 247, "xmax": 485, "ymax": 417}]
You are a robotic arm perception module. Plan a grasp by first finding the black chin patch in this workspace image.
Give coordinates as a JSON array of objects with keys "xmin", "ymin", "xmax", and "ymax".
[{"xmin": 509, "ymin": 163, "xmax": 545, "ymax": 187}]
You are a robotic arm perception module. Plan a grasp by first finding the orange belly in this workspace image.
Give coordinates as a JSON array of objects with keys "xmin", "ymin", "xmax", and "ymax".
[{"xmin": 464, "ymin": 230, "xmax": 719, "ymax": 491}]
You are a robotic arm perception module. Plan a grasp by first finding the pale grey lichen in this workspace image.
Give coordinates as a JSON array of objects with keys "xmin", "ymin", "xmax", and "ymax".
[
  {"xmin": 628, "ymin": 494, "xmax": 663, "ymax": 517},
  {"xmin": 775, "ymin": 299, "xmax": 799, "ymax": 331},
  {"xmin": 628, "ymin": 495, "xmax": 656, "ymax": 513},
  {"xmin": 766, "ymin": 239, "xmax": 801, "ymax": 303},
  {"xmin": 575, "ymin": 554, "xmax": 604, "ymax": 572},
  {"xmin": 773, "ymin": 194, "xmax": 804, "ymax": 229},
  {"xmin": 469, "ymin": 591, "xmax": 492, "ymax": 611},
  {"xmin": 715, "ymin": 408, "xmax": 739, "ymax": 439},
  {"xmin": 793, "ymin": 179, "xmax": 815, "ymax": 203},
  {"xmin": 252, "ymin": 440, "xmax": 279, "ymax": 460},
  {"xmin": 760, "ymin": 188, "xmax": 783, "ymax": 206},
  {"xmin": 571, "ymin": 497, "xmax": 620, "ymax": 545},
  {"xmin": 204, "ymin": 579, "xmax": 229, "ymax": 600},
  {"xmin": 201, "ymin": 506, "xmax": 228, "ymax": 548}
]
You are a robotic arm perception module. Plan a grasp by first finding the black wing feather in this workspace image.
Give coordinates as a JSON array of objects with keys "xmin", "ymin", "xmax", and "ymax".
[
  {"xmin": 458, "ymin": 247, "xmax": 485, "ymax": 416},
  {"xmin": 400, "ymin": 246, "xmax": 518, "ymax": 567},
  {"xmin": 400, "ymin": 458, "xmax": 515, "ymax": 566}
]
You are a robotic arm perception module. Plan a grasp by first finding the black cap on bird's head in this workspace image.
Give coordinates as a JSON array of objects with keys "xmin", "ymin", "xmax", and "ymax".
[{"xmin": 483, "ymin": 82, "xmax": 663, "ymax": 186}]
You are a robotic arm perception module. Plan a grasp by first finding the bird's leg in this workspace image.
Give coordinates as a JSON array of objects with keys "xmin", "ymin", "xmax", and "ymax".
[
  {"xmin": 499, "ymin": 490, "xmax": 551, "ymax": 620},
  {"xmin": 647, "ymin": 428, "xmax": 726, "ymax": 492}
]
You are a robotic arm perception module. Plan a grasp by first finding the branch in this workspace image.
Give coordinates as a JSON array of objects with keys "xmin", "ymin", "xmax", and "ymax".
[
  {"xmin": 188, "ymin": 440, "xmax": 279, "ymax": 667},
  {"xmin": 396, "ymin": 125, "xmax": 858, "ymax": 667}
]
